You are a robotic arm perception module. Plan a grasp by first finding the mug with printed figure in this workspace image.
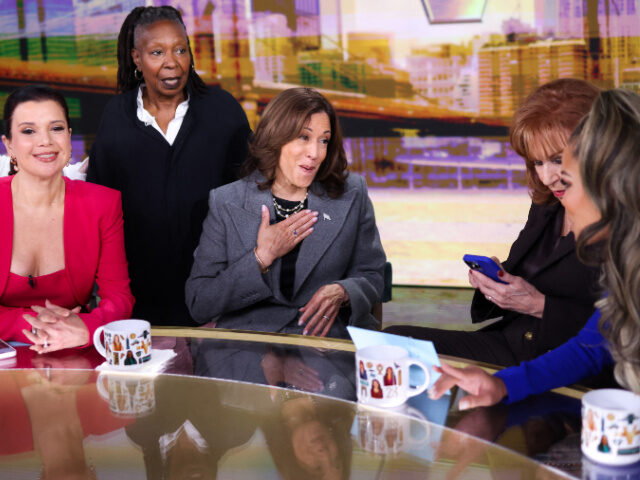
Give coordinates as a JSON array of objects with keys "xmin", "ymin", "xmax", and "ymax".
[
  {"xmin": 94, "ymin": 319, "xmax": 152, "ymax": 369},
  {"xmin": 356, "ymin": 345, "xmax": 430, "ymax": 408}
]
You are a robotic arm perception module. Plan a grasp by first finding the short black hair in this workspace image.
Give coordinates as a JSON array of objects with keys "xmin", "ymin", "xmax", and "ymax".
[{"xmin": 3, "ymin": 84, "xmax": 70, "ymax": 139}]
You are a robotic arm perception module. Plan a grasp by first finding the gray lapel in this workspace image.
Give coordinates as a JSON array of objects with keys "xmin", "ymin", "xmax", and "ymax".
[
  {"xmin": 293, "ymin": 186, "xmax": 356, "ymax": 297},
  {"xmin": 226, "ymin": 179, "xmax": 285, "ymax": 299}
]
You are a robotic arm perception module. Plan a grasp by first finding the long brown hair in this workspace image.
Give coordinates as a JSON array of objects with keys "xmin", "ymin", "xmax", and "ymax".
[
  {"xmin": 573, "ymin": 89, "xmax": 640, "ymax": 392},
  {"xmin": 240, "ymin": 88, "xmax": 348, "ymax": 198},
  {"xmin": 510, "ymin": 79, "xmax": 600, "ymax": 204}
]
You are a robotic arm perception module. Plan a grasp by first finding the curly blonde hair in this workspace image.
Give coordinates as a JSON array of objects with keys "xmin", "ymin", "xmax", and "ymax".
[{"xmin": 573, "ymin": 89, "xmax": 640, "ymax": 392}]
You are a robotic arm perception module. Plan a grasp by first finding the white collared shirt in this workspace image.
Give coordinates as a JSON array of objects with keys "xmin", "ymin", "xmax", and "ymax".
[{"xmin": 136, "ymin": 86, "xmax": 189, "ymax": 145}]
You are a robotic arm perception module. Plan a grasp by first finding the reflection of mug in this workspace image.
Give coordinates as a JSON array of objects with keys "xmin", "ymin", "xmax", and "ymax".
[
  {"xmin": 356, "ymin": 406, "xmax": 430, "ymax": 455},
  {"xmin": 93, "ymin": 320, "xmax": 152, "ymax": 369},
  {"xmin": 582, "ymin": 455, "xmax": 640, "ymax": 479},
  {"xmin": 581, "ymin": 389, "xmax": 640, "ymax": 466},
  {"xmin": 97, "ymin": 372, "xmax": 155, "ymax": 418},
  {"xmin": 356, "ymin": 345, "xmax": 430, "ymax": 408}
]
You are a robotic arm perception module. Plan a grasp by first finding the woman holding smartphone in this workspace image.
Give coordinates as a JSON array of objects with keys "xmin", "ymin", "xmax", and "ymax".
[
  {"xmin": 430, "ymin": 88, "xmax": 640, "ymax": 406},
  {"xmin": 385, "ymin": 79, "xmax": 602, "ymax": 367}
]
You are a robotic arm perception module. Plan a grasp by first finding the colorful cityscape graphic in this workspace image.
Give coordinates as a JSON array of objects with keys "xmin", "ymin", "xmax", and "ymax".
[{"xmin": 1, "ymin": 0, "xmax": 638, "ymax": 285}]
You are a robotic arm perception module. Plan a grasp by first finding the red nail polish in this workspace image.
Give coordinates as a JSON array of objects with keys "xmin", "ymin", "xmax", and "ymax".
[
  {"xmin": 469, "ymin": 269, "xmax": 473, "ymax": 275},
  {"xmin": 498, "ymin": 270, "xmax": 504, "ymax": 277}
]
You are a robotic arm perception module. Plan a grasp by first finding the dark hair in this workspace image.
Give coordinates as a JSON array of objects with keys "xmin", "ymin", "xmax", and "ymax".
[
  {"xmin": 510, "ymin": 79, "xmax": 600, "ymax": 204},
  {"xmin": 116, "ymin": 6, "xmax": 206, "ymax": 94},
  {"xmin": 240, "ymin": 88, "xmax": 348, "ymax": 198},
  {"xmin": 3, "ymin": 85, "xmax": 71, "ymax": 175}
]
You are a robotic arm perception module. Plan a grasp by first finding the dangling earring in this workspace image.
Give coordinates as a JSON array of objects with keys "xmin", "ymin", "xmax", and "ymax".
[
  {"xmin": 9, "ymin": 156, "xmax": 18, "ymax": 173},
  {"xmin": 134, "ymin": 68, "xmax": 143, "ymax": 80}
]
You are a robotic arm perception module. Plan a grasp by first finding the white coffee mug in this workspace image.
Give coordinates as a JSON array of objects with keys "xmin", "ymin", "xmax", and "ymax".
[
  {"xmin": 93, "ymin": 319, "xmax": 152, "ymax": 369},
  {"xmin": 97, "ymin": 372, "xmax": 156, "ymax": 418},
  {"xmin": 581, "ymin": 388, "xmax": 640, "ymax": 466},
  {"xmin": 356, "ymin": 345, "xmax": 431, "ymax": 408}
]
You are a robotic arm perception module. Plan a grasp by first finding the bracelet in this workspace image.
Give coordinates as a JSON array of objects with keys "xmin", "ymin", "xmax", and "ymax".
[{"xmin": 254, "ymin": 247, "xmax": 269, "ymax": 273}]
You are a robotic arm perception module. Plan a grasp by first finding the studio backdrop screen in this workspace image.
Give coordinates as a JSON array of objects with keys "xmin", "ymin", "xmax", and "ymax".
[{"xmin": 1, "ymin": 0, "xmax": 638, "ymax": 285}]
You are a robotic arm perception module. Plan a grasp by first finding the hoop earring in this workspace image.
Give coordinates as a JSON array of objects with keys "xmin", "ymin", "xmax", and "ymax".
[{"xmin": 134, "ymin": 68, "xmax": 143, "ymax": 80}]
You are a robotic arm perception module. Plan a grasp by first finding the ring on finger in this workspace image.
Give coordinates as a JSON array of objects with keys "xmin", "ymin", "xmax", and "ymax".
[
  {"xmin": 293, "ymin": 229, "xmax": 298, "ymax": 236},
  {"xmin": 322, "ymin": 315, "xmax": 330, "ymax": 321},
  {"xmin": 486, "ymin": 295, "xmax": 493, "ymax": 301}
]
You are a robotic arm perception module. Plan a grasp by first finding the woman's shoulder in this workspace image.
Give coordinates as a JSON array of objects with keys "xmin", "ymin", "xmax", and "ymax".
[
  {"xmin": 99, "ymin": 90, "xmax": 137, "ymax": 121},
  {"xmin": 212, "ymin": 177, "xmax": 253, "ymax": 199},
  {"xmin": 523, "ymin": 199, "xmax": 562, "ymax": 226},
  {"xmin": 66, "ymin": 178, "xmax": 121, "ymax": 205},
  {"xmin": 0, "ymin": 175, "xmax": 11, "ymax": 188},
  {"xmin": 196, "ymin": 86, "xmax": 246, "ymax": 116},
  {"xmin": 343, "ymin": 172, "xmax": 368, "ymax": 194}
]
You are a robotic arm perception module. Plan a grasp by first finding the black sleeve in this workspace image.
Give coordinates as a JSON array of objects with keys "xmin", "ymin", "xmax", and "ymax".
[
  {"xmin": 469, "ymin": 203, "xmax": 539, "ymax": 323},
  {"xmin": 87, "ymin": 100, "xmax": 118, "ymax": 189}
]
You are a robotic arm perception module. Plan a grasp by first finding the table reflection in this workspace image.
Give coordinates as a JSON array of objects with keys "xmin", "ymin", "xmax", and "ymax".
[
  {"xmin": 192, "ymin": 338, "xmax": 356, "ymax": 400},
  {"xmin": 0, "ymin": 329, "xmax": 591, "ymax": 479},
  {"xmin": 0, "ymin": 369, "xmax": 130, "ymax": 479}
]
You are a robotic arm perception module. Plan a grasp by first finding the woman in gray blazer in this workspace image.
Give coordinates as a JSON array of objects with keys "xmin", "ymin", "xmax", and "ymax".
[{"xmin": 186, "ymin": 88, "xmax": 386, "ymax": 337}]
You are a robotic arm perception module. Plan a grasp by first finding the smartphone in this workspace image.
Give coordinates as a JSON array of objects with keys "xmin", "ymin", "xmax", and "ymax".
[
  {"xmin": 463, "ymin": 254, "xmax": 508, "ymax": 284},
  {"xmin": 0, "ymin": 339, "xmax": 17, "ymax": 359}
]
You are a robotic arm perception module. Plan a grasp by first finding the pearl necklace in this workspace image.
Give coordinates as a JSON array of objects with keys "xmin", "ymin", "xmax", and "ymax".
[{"xmin": 272, "ymin": 191, "xmax": 308, "ymax": 218}]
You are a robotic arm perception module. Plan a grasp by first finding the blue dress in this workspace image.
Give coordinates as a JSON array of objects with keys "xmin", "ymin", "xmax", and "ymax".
[{"xmin": 495, "ymin": 309, "xmax": 614, "ymax": 403}]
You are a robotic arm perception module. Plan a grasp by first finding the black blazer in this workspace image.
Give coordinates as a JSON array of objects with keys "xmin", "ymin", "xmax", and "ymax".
[
  {"xmin": 471, "ymin": 202, "xmax": 601, "ymax": 357},
  {"xmin": 88, "ymin": 86, "xmax": 251, "ymax": 326}
]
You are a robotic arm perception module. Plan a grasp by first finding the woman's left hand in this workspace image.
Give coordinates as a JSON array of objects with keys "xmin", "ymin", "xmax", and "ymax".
[
  {"xmin": 298, "ymin": 284, "xmax": 349, "ymax": 336},
  {"xmin": 22, "ymin": 300, "xmax": 88, "ymax": 353},
  {"xmin": 470, "ymin": 258, "xmax": 546, "ymax": 318}
]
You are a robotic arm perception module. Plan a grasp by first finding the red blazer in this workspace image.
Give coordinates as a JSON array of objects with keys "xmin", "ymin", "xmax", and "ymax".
[{"xmin": 0, "ymin": 176, "xmax": 134, "ymax": 344}]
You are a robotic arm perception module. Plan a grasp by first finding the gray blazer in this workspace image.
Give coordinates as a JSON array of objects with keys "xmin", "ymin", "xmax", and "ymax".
[{"xmin": 185, "ymin": 172, "xmax": 386, "ymax": 335}]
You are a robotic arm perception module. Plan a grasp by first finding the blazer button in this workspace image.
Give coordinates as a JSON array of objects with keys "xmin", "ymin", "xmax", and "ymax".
[{"xmin": 524, "ymin": 331, "xmax": 534, "ymax": 341}]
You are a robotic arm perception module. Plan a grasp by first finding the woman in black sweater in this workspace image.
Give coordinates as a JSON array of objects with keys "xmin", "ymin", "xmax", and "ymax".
[
  {"xmin": 88, "ymin": 6, "xmax": 250, "ymax": 326},
  {"xmin": 385, "ymin": 79, "xmax": 602, "ymax": 367}
]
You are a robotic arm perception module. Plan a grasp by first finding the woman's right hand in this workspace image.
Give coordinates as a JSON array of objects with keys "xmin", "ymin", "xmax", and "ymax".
[
  {"xmin": 428, "ymin": 363, "xmax": 508, "ymax": 409},
  {"xmin": 255, "ymin": 205, "xmax": 318, "ymax": 268}
]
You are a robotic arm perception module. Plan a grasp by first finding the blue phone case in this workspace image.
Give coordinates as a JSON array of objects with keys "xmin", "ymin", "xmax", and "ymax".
[{"xmin": 463, "ymin": 254, "xmax": 508, "ymax": 284}]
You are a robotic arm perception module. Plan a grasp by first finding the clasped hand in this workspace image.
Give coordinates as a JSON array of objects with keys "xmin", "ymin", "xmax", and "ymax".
[
  {"xmin": 469, "ymin": 257, "xmax": 545, "ymax": 318},
  {"xmin": 22, "ymin": 299, "xmax": 89, "ymax": 353}
]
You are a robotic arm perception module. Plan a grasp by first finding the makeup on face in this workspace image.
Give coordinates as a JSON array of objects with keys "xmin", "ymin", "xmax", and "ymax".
[
  {"xmin": 2, "ymin": 100, "xmax": 71, "ymax": 179},
  {"xmin": 529, "ymin": 139, "xmax": 566, "ymax": 199},
  {"xmin": 560, "ymin": 147, "xmax": 601, "ymax": 237},
  {"xmin": 273, "ymin": 112, "xmax": 331, "ymax": 200},
  {"xmin": 132, "ymin": 20, "xmax": 190, "ymax": 99}
]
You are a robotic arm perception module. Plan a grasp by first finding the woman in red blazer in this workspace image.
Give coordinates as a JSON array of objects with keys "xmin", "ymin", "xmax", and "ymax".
[{"xmin": 0, "ymin": 85, "xmax": 133, "ymax": 351}]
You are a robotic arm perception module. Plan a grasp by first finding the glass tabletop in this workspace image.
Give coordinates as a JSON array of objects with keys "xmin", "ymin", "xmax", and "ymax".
[{"xmin": 0, "ymin": 327, "xmax": 598, "ymax": 479}]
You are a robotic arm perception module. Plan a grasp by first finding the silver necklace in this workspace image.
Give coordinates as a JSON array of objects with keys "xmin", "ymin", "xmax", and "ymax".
[{"xmin": 272, "ymin": 191, "xmax": 308, "ymax": 218}]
